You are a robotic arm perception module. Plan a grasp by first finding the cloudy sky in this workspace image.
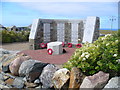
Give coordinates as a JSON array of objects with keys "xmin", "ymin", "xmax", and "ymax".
[{"xmin": 1, "ymin": 0, "xmax": 119, "ymax": 30}]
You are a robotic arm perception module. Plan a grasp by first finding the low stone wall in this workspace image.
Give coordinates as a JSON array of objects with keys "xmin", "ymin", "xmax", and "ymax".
[{"xmin": 0, "ymin": 49, "xmax": 119, "ymax": 89}]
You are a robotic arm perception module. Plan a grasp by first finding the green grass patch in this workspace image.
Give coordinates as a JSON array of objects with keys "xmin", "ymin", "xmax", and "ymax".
[{"xmin": 100, "ymin": 30, "xmax": 118, "ymax": 35}]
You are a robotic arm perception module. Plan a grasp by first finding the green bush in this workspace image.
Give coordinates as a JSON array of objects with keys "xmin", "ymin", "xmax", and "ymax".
[
  {"xmin": 64, "ymin": 34, "xmax": 120, "ymax": 77},
  {"xmin": 2, "ymin": 30, "xmax": 30, "ymax": 43}
]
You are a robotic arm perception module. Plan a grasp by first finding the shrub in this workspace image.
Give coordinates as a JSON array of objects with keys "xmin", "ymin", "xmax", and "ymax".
[
  {"xmin": 2, "ymin": 30, "xmax": 30, "ymax": 43},
  {"xmin": 64, "ymin": 34, "xmax": 120, "ymax": 77}
]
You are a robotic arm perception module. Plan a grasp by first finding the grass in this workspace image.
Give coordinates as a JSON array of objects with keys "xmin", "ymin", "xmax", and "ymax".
[{"xmin": 99, "ymin": 30, "xmax": 118, "ymax": 35}]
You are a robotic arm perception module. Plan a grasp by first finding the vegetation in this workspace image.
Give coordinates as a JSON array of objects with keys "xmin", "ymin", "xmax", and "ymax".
[
  {"xmin": 64, "ymin": 34, "xmax": 120, "ymax": 77},
  {"xmin": 99, "ymin": 30, "xmax": 118, "ymax": 34},
  {"xmin": 2, "ymin": 30, "xmax": 30, "ymax": 43}
]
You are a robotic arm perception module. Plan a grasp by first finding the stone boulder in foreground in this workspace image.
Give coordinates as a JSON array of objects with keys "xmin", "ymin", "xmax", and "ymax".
[{"xmin": 80, "ymin": 71, "xmax": 109, "ymax": 89}]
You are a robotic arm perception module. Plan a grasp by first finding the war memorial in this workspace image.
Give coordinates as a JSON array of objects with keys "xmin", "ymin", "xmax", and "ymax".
[{"xmin": 29, "ymin": 16, "xmax": 100, "ymax": 50}]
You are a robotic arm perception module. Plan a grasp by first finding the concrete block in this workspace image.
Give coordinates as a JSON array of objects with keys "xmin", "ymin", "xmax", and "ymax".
[{"xmin": 47, "ymin": 42, "xmax": 63, "ymax": 55}]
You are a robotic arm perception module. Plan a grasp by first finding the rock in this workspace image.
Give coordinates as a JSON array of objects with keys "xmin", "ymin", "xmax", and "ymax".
[
  {"xmin": 1, "ymin": 53, "xmax": 25, "ymax": 72},
  {"xmin": 0, "ymin": 73, "xmax": 9, "ymax": 81},
  {"xmin": 9, "ymin": 55, "xmax": 30, "ymax": 76},
  {"xmin": 1, "ymin": 49, "xmax": 10, "ymax": 54},
  {"xmin": 52, "ymin": 68, "xmax": 70, "ymax": 89},
  {"xmin": 39, "ymin": 64, "xmax": 59, "ymax": 88},
  {"xmin": 69, "ymin": 67, "xmax": 85, "ymax": 88},
  {"xmin": 12, "ymin": 77, "xmax": 24, "ymax": 88},
  {"xmin": 4, "ymin": 73, "xmax": 16, "ymax": 79},
  {"xmin": 35, "ymin": 85, "xmax": 42, "ymax": 88},
  {"xmin": 3, "ymin": 75, "xmax": 9, "ymax": 81},
  {"xmin": 0, "ymin": 79, "xmax": 6, "ymax": 85},
  {"xmin": 1, "ymin": 54, "xmax": 17, "ymax": 72},
  {"xmin": 19, "ymin": 59, "xmax": 48, "ymax": 82},
  {"xmin": 103, "ymin": 77, "xmax": 120, "ymax": 89},
  {"xmin": 23, "ymin": 77, "xmax": 27, "ymax": 82},
  {"xmin": 0, "ymin": 73, "xmax": 4, "ymax": 80},
  {"xmin": 0, "ymin": 49, "xmax": 19, "ymax": 55},
  {"xmin": 34, "ymin": 79, "xmax": 40, "ymax": 84},
  {"xmin": 19, "ymin": 59, "xmax": 40, "ymax": 77},
  {"xmin": 0, "ymin": 84, "xmax": 9, "ymax": 88},
  {"xmin": 0, "ymin": 77, "xmax": 12, "ymax": 88},
  {"xmin": 80, "ymin": 71, "xmax": 109, "ymax": 89},
  {"xmin": 5, "ymin": 78, "xmax": 14, "ymax": 85},
  {"xmin": 25, "ymin": 82, "xmax": 38, "ymax": 88}
]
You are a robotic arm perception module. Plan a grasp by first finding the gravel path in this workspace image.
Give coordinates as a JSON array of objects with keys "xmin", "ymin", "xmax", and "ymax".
[{"xmin": 0, "ymin": 42, "xmax": 29, "ymax": 51}]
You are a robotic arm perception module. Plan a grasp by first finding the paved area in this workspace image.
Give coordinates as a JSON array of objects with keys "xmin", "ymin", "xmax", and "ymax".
[
  {"xmin": 1, "ymin": 42, "xmax": 29, "ymax": 51},
  {"xmin": 1, "ymin": 42, "xmax": 76, "ymax": 64},
  {"xmin": 18, "ymin": 48, "xmax": 76, "ymax": 64}
]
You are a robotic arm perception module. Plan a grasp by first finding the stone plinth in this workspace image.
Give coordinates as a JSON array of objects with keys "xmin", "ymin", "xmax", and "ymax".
[{"xmin": 47, "ymin": 42, "xmax": 63, "ymax": 55}]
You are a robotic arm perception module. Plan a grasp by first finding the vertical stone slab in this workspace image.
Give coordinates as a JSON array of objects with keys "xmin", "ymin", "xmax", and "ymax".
[
  {"xmin": 82, "ymin": 17, "xmax": 99, "ymax": 43},
  {"xmin": 71, "ymin": 21, "xmax": 79, "ymax": 44},
  {"xmin": 29, "ymin": 19, "xmax": 40, "ymax": 40},
  {"xmin": 43, "ymin": 23, "xmax": 50, "ymax": 42},
  {"xmin": 57, "ymin": 23, "xmax": 65, "ymax": 42},
  {"xmin": 29, "ymin": 19, "xmax": 40, "ymax": 50}
]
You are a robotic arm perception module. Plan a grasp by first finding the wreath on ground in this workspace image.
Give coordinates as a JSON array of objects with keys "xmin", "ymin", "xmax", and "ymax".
[
  {"xmin": 47, "ymin": 48, "xmax": 53, "ymax": 55},
  {"xmin": 68, "ymin": 43, "xmax": 72, "ymax": 48},
  {"xmin": 40, "ymin": 43, "xmax": 46, "ymax": 48},
  {"xmin": 76, "ymin": 43, "xmax": 82, "ymax": 48}
]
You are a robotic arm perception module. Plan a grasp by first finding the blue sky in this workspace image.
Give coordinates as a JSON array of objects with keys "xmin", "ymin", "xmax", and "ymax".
[{"xmin": 0, "ymin": 1, "xmax": 119, "ymax": 30}]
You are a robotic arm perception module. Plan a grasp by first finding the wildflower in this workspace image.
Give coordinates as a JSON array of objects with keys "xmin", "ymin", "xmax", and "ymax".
[
  {"xmin": 113, "ymin": 54, "xmax": 117, "ymax": 57},
  {"xmin": 116, "ymin": 59, "xmax": 120, "ymax": 64},
  {"xmin": 105, "ymin": 34, "xmax": 111, "ymax": 37},
  {"xmin": 85, "ymin": 52, "xmax": 89, "ymax": 54},
  {"xmin": 85, "ymin": 54, "xmax": 90, "ymax": 59},
  {"xmin": 115, "ymin": 40, "xmax": 118, "ymax": 43},
  {"xmin": 106, "ymin": 43, "xmax": 109, "ymax": 46},
  {"xmin": 81, "ymin": 53, "xmax": 85, "ymax": 57},
  {"xmin": 101, "ymin": 37, "xmax": 105, "ymax": 40},
  {"xmin": 82, "ymin": 58, "xmax": 86, "ymax": 61}
]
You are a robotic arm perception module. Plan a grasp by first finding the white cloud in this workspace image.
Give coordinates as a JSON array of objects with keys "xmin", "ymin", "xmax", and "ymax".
[
  {"xmin": 21, "ymin": 3, "xmax": 89, "ymax": 16},
  {"xmin": 2, "ymin": 0, "xmax": 120, "ymax": 2},
  {"xmin": 19, "ymin": 2, "xmax": 117, "ymax": 17}
]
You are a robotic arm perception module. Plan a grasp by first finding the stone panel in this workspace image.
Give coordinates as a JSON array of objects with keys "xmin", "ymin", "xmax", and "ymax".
[
  {"xmin": 64, "ymin": 23, "xmax": 71, "ymax": 43},
  {"xmin": 43, "ymin": 23, "xmax": 50, "ymax": 42},
  {"xmin": 71, "ymin": 21, "xmax": 79, "ymax": 44},
  {"xmin": 57, "ymin": 23, "xmax": 65, "ymax": 42}
]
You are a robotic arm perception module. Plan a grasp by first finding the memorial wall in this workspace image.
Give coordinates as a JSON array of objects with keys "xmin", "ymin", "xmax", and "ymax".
[{"xmin": 29, "ymin": 17, "xmax": 100, "ymax": 50}]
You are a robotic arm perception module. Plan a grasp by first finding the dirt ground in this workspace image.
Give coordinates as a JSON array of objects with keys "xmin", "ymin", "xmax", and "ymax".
[{"xmin": 0, "ymin": 42, "xmax": 29, "ymax": 51}]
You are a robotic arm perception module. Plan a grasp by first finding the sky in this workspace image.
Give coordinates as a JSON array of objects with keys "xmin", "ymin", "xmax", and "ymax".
[{"xmin": 0, "ymin": 0, "xmax": 119, "ymax": 30}]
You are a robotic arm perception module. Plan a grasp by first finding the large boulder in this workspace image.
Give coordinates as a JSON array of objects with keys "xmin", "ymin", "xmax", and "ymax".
[
  {"xmin": 9, "ymin": 55, "xmax": 30, "ymax": 76},
  {"xmin": 69, "ymin": 67, "xmax": 85, "ymax": 88},
  {"xmin": 103, "ymin": 77, "xmax": 120, "ymax": 89},
  {"xmin": 19, "ymin": 59, "xmax": 41, "ymax": 77},
  {"xmin": 19, "ymin": 59, "xmax": 48, "ymax": 82},
  {"xmin": 80, "ymin": 71, "xmax": 109, "ymax": 89},
  {"xmin": 52, "ymin": 68, "xmax": 70, "ymax": 89},
  {"xmin": 39, "ymin": 64, "xmax": 59, "ymax": 88}
]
